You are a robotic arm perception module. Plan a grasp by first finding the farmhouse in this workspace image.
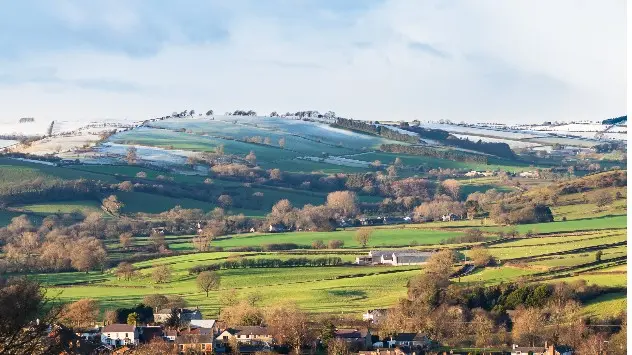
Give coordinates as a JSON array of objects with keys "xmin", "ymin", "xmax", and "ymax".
[
  {"xmin": 216, "ymin": 326, "xmax": 274, "ymax": 345},
  {"xmin": 333, "ymin": 328, "xmax": 372, "ymax": 349},
  {"xmin": 441, "ymin": 213, "xmax": 461, "ymax": 222},
  {"xmin": 362, "ymin": 309, "xmax": 387, "ymax": 323},
  {"xmin": 100, "ymin": 324, "xmax": 138, "ymax": 346},
  {"xmin": 268, "ymin": 223, "xmax": 288, "ymax": 233},
  {"xmin": 175, "ymin": 334, "xmax": 215, "ymax": 354},
  {"xmin": 387, "ymin": 333, "xmax": 430, "ymax": 349},
  {"xmin": 357, "ymin": 250, "xmax": 434, "ymax": 266},
  {"xmin": 154, "ymin": 307, "xmax": 203, "ymax": 324}
]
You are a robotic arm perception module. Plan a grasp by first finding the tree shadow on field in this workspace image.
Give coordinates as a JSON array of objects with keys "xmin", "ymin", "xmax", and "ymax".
[{"xmin": 327, "ymin": 289, "xmax": 367, "ymax": 301}]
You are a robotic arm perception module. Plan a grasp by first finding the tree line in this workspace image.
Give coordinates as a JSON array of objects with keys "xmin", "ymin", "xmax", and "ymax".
[
  {"xmin": 189, "ymin": 256, "xmax": 344, "ymax": 274},
  {"xmin": 380, "ymin": 144, "xmax": 489, "ymax": 163},
  {"xmin": 333, "ymin": 118, "xmax": 419, "ymax": 143}
]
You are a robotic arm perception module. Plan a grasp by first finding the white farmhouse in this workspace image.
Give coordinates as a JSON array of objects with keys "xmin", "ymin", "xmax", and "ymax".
[{"xmin": 100, "ymin": 324, "xmax": 138, "ymax": 346}]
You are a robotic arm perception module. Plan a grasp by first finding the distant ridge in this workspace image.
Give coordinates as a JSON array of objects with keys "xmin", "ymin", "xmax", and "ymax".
[{"xmin": 602, "ymin": 115, "xmax": 627, "ymax": 125}]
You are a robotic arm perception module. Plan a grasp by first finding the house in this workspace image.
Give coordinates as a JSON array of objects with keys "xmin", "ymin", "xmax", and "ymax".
[
  {"xmin": 268, "ymin": 224, "xmax": 287, "ymax": 233},
  {"xmin": 390, "ymin": 252, "xmax": 433, "ymax": 266},
  {"xmin": 154, "ymin": 308, "xmax": 203, "ymax": 324},
  {"xmin": 175, "ymin": 334, "xmax": 214, "ymax": 354},
  {"xmin": 189, "ymin": 319, "xmax": 217, "ymax": 336},
  {"xmin": 360, "ymin": 250, "xmax": 434, "ymax": 266},
  {"xmin": 100, "ymin": 324, "xmax": 139, "ymax": 347},
  {"xmin": 359, "ymin": 348, "xmax": 412, "ymax": 355},
  {"xmin": 465, "ymin": 170, "xmax": 481, "ymax": 177},
  {"xmin": 165, "ymin": 329, "xmax": 178, "ymax": 341},
  {"xmin": 333, "ymin": 328, "xmax": 372, "ymax": 349},
  {"xmin": 362, "ymin": 309, "xmax": 387, "ymax": 323},
  {"xmin": 388, "ymin": 333, "xmax": 430, "ymax": 349},
  {"xmin": 441, "ymin": 213, "xmax": 461, "ymax": 222},
  {"xmin": 519, "ymin": 170, "xmax": 540, "ymax": 179},
  {"xmin": 360, "ymin": 217, "xmax": 384, "ymax": 226},
  {"xmin": 511, "ymin": 343, "xmax": 573, "ymax": 355},
  {"xmin": 216, "ymin": 326, "xmax": 274, "ymax": 345}
]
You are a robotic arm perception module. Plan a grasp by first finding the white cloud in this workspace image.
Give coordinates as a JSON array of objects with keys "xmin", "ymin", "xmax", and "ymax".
[{"xmin": 0, "ymin": 0, "xmax": 625, "ymax": 124}]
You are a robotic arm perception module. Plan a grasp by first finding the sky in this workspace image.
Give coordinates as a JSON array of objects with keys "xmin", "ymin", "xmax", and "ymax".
[{"xmin": 0, "ymin": 0, "xmax": 626, "ymax": 124}]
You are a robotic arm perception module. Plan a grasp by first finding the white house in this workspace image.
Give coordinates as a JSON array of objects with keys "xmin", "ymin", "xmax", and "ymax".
[{"xmin": 100, "ymin": 324, "xmax": 138, "ymax": 346}]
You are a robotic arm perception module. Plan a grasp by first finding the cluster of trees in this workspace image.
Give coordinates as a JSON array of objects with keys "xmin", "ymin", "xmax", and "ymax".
[
  {"xmin": 602, "ymin": 115, "xmax": 627, "ymax": 125},
  {"xmin": 380, "ymin": 144, "xmax": 488, "ymax": 164},
  {"xmin": 490, "ymin": 203, "xmax": 554, "ymax": 225},
  {"xmin": 401, "ymin": 125, "xmax": 516, "ymax": 159},
  {"xmin": 380, "ymin": 251, "xmax": 626, "ymax": 350},
  {"xmin": 264, "ymin": 191, "xmax": 359, "ymax": 232},
  {"xmin": 0, "ymin": 178, "xmax": 106, "ymax": 207},
  {"xmin": 0, "ymin": 215, "xmax": 107, "ymax": 273},
  {"xmin": 189, "ymin": 256, "xmax": 344, "ymax": 274},
  {"xmin": 227, "ymin": 110, "xmax": 257, "ymax": 116},
  {"xmin": 334, "ymin": 118, "xmax": 419, "ymax": 143}
]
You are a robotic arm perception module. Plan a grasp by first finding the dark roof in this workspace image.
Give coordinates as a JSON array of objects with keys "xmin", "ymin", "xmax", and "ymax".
[
  {"xmin": 226, "ymin": 326, "xmax": 271, "ymax": 336},
  {"xmin": 334, "ymin": 328, "xmax": 369, "ymax": 339},
  {"xmin": 102, "ymin": 324, "xmax": 136, "ymax": 333},
  {"xmin": 175, "ymin": 334, "xmax": 214, "ymax": 344},
  {"xmin": 513, "ymin": 346, "xmax": 547, "ymax": 352},
  {"xmin": 393, "ymin": 333, "xmax": 427, "ymax": 342}
]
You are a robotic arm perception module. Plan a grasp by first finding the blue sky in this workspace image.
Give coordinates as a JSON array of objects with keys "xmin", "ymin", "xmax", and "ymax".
[{"xmin": 0, "ymin": 0, "xmax": 626, "ymax": 123}]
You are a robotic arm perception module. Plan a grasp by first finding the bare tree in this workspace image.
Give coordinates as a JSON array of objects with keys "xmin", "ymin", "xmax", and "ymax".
[
  {"xmin": 70, "ymin": 237, "xmax": 107, "ymax": 273},
  {"xmin": 441, "ymin": 179, "xmax": 461, "ymax": 201},
  {"xmin": 469, "ymin": 247, "xmax": 493, "ymax": 267},
  {"xmin": 143, "ymin": 294, "xmax": 169, "ymax": 312},
  {"xmin": 354, "ymin": 228, "xmax": 373, "ymax": 248},
  {"xmin": 115, "ymin": 262, "xmax": 136, "ymax": 281},
  {"xmin": 196, "ymin": 271, "xmax": 220, "ymax": 297},
  {"xmin": 126, "ymin": 146, "xmax": 138, "ymax": 164},
  {"xmin": 278, "ymin": 137, "xmax": 286, "ymax": 149},
  {"xmin": 245, "ymin": 151, "xmax": 257, "ymax": 165},
  {"xmin": 151, "ymin": 265, "xmax": 172, "ymax": 284},
  {"xmin": 119, "ymin": 232, "xmax": 133, "ymax": 249},
  {"xmin": 326, "ymin": 191, "xmax": 358, "ymax": 217},
  {"xmin": 60, "ymin": 299, "xmax": 100, "ymax": 329},
  {"xmin": 265, "ymin": 303, "xmax": 312, "ymax": 353}
]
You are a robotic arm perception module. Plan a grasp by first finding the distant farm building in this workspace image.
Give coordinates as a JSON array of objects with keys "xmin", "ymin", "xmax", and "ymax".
[{"xmin": 356, "ymin": 250, "xmax": 434, "ymax": 266}]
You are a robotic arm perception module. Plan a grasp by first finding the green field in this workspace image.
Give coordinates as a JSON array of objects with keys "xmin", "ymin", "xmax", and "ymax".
[
  {"xmin": 582, "ymin": 292, "xmax": 627, "ymax": 318},
  {"xmin": 206, "ymin": 227, "xmax": 466, "ymax": 249},
  {"xmin": 16, "ymin": 200, "xmax": 105, "ymax": 215}
]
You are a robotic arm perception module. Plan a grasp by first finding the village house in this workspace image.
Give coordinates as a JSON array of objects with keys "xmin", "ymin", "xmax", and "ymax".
[
  {"xmin": 189, "ymin": 319, "xmax": 218, "ymax": 336},
  {"xmin": 359, "ymin": 348, "xmax": 414, "ymax": 355},
  {"xmin": 357, "ymin": 250, "xmax": 434, "ymax": 266},
  {"xmin": 441, "ymin": 213, "xmax": 461, "ymax": 222},
  {"xmin": 362, "ymin": 309, "xmax": 387, "ymax": 323},
  {"xmin": 268, "ymin": 223, "xmax": 287, "ymax": 233},
  {"xmin": 519, "ymin": 170, "xmax": 540, "ymax": 179},
  {"xmin": 154, "ymin": 307, "xmax": 203, "ymax": 324},
  {"xmin": 511, "ymin": 343, "xmax": 573, "ymax": 355},
  {"xmin": 216, "ymin": 326, "xmax": 274, "ymax": 345},
  {"xmin": 333, "ymin": 328, "xmax": 372, "ymax": 349},
  {"xmin": 387, "ymin": 333, "xmax": 430, "ymax": 349},
  {"xmin": 100, "ymin": 324, "xmax": 139, "ymax": 347},
  {"xmin": 175, "ymin": 334, "xmax": 214, "ymax": 354}
]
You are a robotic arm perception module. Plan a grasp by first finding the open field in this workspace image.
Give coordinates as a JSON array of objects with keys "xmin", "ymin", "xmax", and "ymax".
[
  {"xmin": 582, "ymin": 292, "xmax": 627, "ymax": 318},
  {"xmin": 205, "ymin": 228, "xmax": 466, "ymax": 249}
]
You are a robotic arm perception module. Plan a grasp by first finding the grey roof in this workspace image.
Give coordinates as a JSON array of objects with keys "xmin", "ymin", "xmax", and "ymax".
[
  {"xmin": 334, "ymin": 328, "xmax": 369, "ymax": 339},
  {"xmin": 394, "ymin": 255, "xmax": 431, "ymax": 264},
  {"xmin": 190, "ymin": 319, "xmax": 216, "ymax": 329},
  {"xmin": 394, "ymin": 333, "xmax": 427, "ymax": 342}
]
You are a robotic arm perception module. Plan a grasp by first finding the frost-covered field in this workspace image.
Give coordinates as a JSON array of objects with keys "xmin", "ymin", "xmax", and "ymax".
[
  {"xmin": 94, "ymin": 142, "xmax": 195, "ymax": 166},
  {"xmin": 451, "ymin": 134, "xmax": 541, "ymax": 148},
  {"xmin": 422, "ymin": 123, "xmax": 544, "ymax": 139},
  {"xmin": 0, "ymin": 139, "xmax": 18, "ymax": 149}
]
